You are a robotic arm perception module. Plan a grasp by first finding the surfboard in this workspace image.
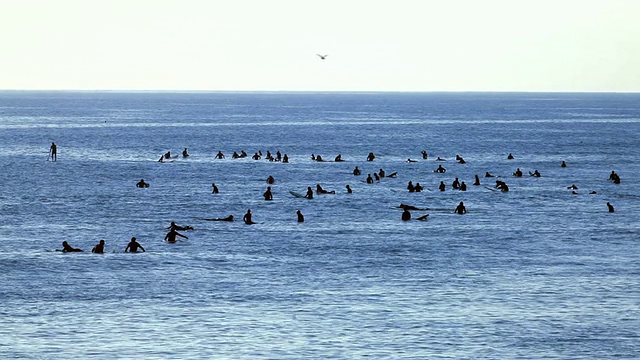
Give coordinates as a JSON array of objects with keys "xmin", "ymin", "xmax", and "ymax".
[{"xmin": 289, "ymin": 191, "xmax": 307, "ymax": 198}]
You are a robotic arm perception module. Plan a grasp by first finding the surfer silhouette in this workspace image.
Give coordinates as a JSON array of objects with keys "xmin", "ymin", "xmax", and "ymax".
[
  {"xmin": 60, "ymin": 241, "xmax": 82, "ymax": 252},
  {"xmin": 455, "ymin": 201, "xmax": 467, "ymax": 214},
  {"xmin": 125, "ymin": 237, "xmax": 145, "ymax": 253},
  {"xmin": 49, "ymin": 142, "xmax": 57, "ymax": 161},
  {"xmin": 297, "ymin": 210, "xmax": 304, "ymax": 222},
  {"xmin": 91, "ymin": 240, "xmax": 105, "ymax": 254},
  {"xmin": 164, "ymin": 229, "xmax": 188, "ymax": 243},
  {"xmin": 243, "ymin": 209, "xmax": 255, "ymax": 224}
]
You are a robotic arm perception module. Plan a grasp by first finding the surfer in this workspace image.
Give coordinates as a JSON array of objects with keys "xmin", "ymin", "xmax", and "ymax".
[
  {"xmin": 334, "ymin": 154, "xmax": 344, "ymax": 162},
  {"xmin": 315, "ymin": 155, "xmax": 324, "ymax": 162},
  {"xmin": 508, "ymin": 153, "xmax": 514, "ymax": 160},
  {"xmin": 243, "ymin": 209, "xmax": 255, "ymax": 224},
  {"xmin": 211, "ymin": 183, "xmax": 219, "ymax": 194},
  {"xmin": 168, "ymin": 222, "xmax": 193, "ymax": 231},
  {"xmin": 366, "ymin": 174, "xmax": 374, "ymax": 184},
  {"xmin": 607, "ymin": 202, "xmax": 615, "ymax": 213},
  {"xmin": 305, "ymin": 187, "xmax": 314, "ymax": 199},
  {"xmin": 49, "ymin": 142, "xmax": 57, "ymax": 161},
  {"xmin": 567, "ymin": 184, "xmax": 578, "ymax": 190},
  {"xmin": 414, "ymin": 182, "xmax": 423, "ymax": 192},
  {"xmin": 165, "ymin": 228, "xmax": 188, "ymax": 243},
  {"xmin": 439, "ymin": 181, "xmax": 445, "ymax": 191},
  {"xmin": 513, "ymin": 168, "xmax": 523, "ymax": 177},
  {"xmin": 252, "ymin": 152, "xmax": 261, "ymax": 160},
  {"xmin": 316, "ymin": 184, "xmax": 335, "ymax": 194},
  {"xmin": 459, "ymin": 181, "xmax": 467, "ymax": 191},
  {"xmin": 452, "ymin": 178, "xmax": 460, "ymax": 189},
  {"xmin": 407, "ymin": 181, "xmax": 415, "ymax": 192},
  {"xmin": 407, "ymin": 158, "xmax": 418, "ymax": 163},
  {"xmin": 401, "ymin": 208, "xmax": 411, "ymax": 221},
  {"xmin": 374, "ymin": 173, "xmax": 380, "ymax": 182},
  {"xmin": 353, "ymin": 166, "xmax": 361, "ymax": 176},
  {"xmin": 215, "ymin": 151, "xmax": 225, "ymax": 159},
  {"xmin": 609, "ymin": 171, "xmax": 620, "ymax": 184},
  {"xmin": 496, "ymin": 180, "xmax": 509, "ymax": 192},
  {"xmin": 435, "ymin": 165, "xmax": 446, "ymax": 173},
  {"xmin": 182, "ymin": 148, "xmax": 189, "ymax": 157},
  {"xmin": 530, "ymin": 170, "xmax": 541, "ymax": 177},
  {"xmin": 367, "ymin": 152, "xmax": 375, "ymax": 161},
  {"xmin": 282, "ymin": 154, "xmax": 289, "ymax": 163},
  {"xmin": 398, "ymin": 204, "xmax": 426, "ymax": 211},
  {"xmin": 485, "ymin": 172, "xmax": 495, "ymax": 177},
  {"xmin": 435, "ymin": 157, "xmax": 445, "ymax": 161},
  {"xmin": 378, "ymin": 168, "xmax": 385, "ymax": 178},
  {"xmin": 297, "ymin": 210, "xmax": 305, "ymax": 222},
  {"xmin": 264, "ymin": 186, "xmax": 273, "ymax": 200},
  {"xmin": 91, "ymin": 240, "xmax": 105, "ymax": 254},
  {"xmin": 421, "ymin": 150, "xmax": 428, "ymax": 159},
  {"xmin": 136, "ymin": 179, "xmax": 149, "ymax": 188},
  {"xmin": 232, "ymin": 151, "xmax": 240, "ymax": 159},
  {"xmin": 606, "ymin": 202, "xmax": 615, "ymax": 212},
  {"xmin": 202, "ymin": 215, "xmax": 234, "ymax": 221},
  {"xmin": 60, "ymin": 241, "xmax": 82, "ymax": 252},
  {"xmin": 158, "ymin": 155, "xmax": 164, "ymax": 162},
  {"xmin": 266, "ymin": 175, "xmax": 275, "ymax": 184},
  {"xmin": 561, "ymin": 160, "xmax": 567, "ymax": 168},
  {"xmin": 164, "ymin": 151, "xmax": 171, "ymax": 159},
  {"xmin": 386, "ymin": 172, "xmax": 398, "ymax": 178},
  {"xmin": 454, "ymin": 201, "xmax": 467, "ymax": 215},
  {"xmin": 346, "ymin": 184, "xmax": 352, "ymax": 194},
  {"xmin": 473, "ymin": 175, "xmax": 480, "ymax": 186},
  {"xmin": 125, "ymin": 237, "xmax": 145, "ymax": 253}
]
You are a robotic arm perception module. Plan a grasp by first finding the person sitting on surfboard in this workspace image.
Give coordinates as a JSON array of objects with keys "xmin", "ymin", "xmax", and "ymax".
[
  {"xmin": 296, "ymin": 210, "xmax": 304, "ymax": 222},
  {"xmin": 454, "ymin": 201, "xmax": 467, "ymax": 214},
  {"xmin": 125, "ymin": 237, "xmax": 145, "ymax": 253},
  {"xmin": 435, "ymin": 165, "xmax": 446, "ymax": 173},
  {"xmin": 182, "ymin": 148, "xmax": 189, "ymax": 157},
  {"xmin": 401, "ymin": 208, "xmax": 411, "ymax": 221},
  {"xmin": 91, "ymin": 240, "xmax": 105, "ymax": 254},
  {"xmin": 136, "ymin": 179, "xmax": 149, "ymax": 188},
  {"xmin": 264, "ymin": 186, "xmax": 273, "ymax": 200},
  {"xmin": 267, "ymin": 175, "xmax": 275, "ymax": 184},
  {"xmin": 334, "ymin": 154, "xmax": 344, "ymax": 162},
  {"xmin": 346, "ymin": 184, "xmax": 352, "ymax": 193},
  {"xmin": 243, "ymin": 209, "xmax": 255, "ymax": 224},
  {"xmin": 367, "ymin": 152, "xmax": 375, "ymax": 161},
  {"xmin": 353, "ymin": 166, "xmax": 361, "ymax": 176},
  {"xmin": 305, "ymin": 187, "xmax": 314, "ymax": 199}
]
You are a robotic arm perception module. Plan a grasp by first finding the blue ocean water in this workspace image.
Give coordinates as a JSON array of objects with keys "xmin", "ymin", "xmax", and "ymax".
[{"xmin": 0, "ymin": 91, "xmax": 638, "ymax": 359}]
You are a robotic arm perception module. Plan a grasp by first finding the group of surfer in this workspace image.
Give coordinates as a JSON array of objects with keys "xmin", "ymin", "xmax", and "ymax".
[{"xmin": 58, "ymin": 237, "xmax": 145, "ymax": 253}]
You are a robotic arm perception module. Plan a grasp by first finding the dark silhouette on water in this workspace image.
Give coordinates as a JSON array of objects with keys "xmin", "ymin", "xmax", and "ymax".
[
  {"xmin": 264, "ymin": 186, "xmax": 273, "ymax": 200},
  {"xmin": 454, "ymin": 201, "xmax": 467, "ymax": 214},
  {"xmin": 125, "ymin": 237, "xmax": 145, "ymax": 253},
  {"xmin": 243, "ymin": 209, "xmax": 256, "ymax": 224},
  {"xmin": 401, "ymin": 208, "xmax": 411, "ymax": 221},
  {"xmin": 346, "ymin": 184, "xmax": 352, "ymax": 193},
  {"xmin": 353, "ymin": 166, "xmax": 361, "ymax": 176},
  {"xmin": 474, "ymin": 175, "xmax": 481, "ymax": 186},
  {"xmin": 182, "ymin": 148, "xmax": 189, "ymax": 157},
  {"xmin": 305, "ymin": 187, "xmax": 314, "ymax": 199},
  {"xmin": 367, "ymin": 152, "xmax": 375, "ymax": 161},
  {"xmin": 136, "ymin": 179, "xmax": 149, "ymax": 188},
  {"xmin": 59, "ymin": 241, "xmax": 82, "ymax": 252},
  {"xmin": 201, "ymin": 215, "xmax": 234, "ymax": 222},
  {"xmin": 165, "ymin": 228, "xmax": 188, "ymax": 243},
  {"xmin": 212, "ymin": 183, "xmax": 219, "ymax": 194},
  {"xmin": 49, "ymin": 142, "xmax": 57, "ymax": 161},
  {"xmin": 607, "ymin": 202, "xmax": 615, "ymax": 213},
  {"xmin": 297, "ymin": 210, "xmax": 305, "ymax": 222},
  {"xmin": 92, "ymin": 239, "xmax": 105, "ymax": 254}
]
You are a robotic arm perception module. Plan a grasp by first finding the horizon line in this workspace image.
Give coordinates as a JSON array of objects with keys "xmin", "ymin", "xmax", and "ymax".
[{"xmin": 0, "ymin": 89, "xmax": 639, "ymax": 94}]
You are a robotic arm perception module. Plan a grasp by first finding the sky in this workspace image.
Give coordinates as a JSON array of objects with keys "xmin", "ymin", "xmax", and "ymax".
[{"xmin": 1, "ymin": 0, "xmax": 639, "ymax": 91}]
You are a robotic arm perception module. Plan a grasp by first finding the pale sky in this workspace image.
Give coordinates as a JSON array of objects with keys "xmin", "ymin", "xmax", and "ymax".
[{"xmin": 1, "ymin": 0, "xmax": 639, "ymax": 91}]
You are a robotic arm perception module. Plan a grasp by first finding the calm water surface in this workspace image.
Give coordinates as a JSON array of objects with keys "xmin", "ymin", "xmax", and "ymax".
[{"xmin": 0, "ymin": 92, "xmax": 638, "ymax": 359}]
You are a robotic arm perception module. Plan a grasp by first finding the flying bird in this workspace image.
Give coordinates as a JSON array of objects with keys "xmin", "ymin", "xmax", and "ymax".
[{"xmin": 316, "ymin": 54, "xmax": 328, "ymax": 60}]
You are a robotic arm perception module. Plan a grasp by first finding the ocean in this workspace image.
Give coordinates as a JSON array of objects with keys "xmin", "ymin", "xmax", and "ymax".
[{"xmin": 0, "ymin": 91, "xmax": 638, "ymax": 359}]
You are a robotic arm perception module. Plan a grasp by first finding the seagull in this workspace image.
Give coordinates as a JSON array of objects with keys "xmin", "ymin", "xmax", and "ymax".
[{"xmin": 316, "ymin": 54, "xmax": 328, "ymax": 60}]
